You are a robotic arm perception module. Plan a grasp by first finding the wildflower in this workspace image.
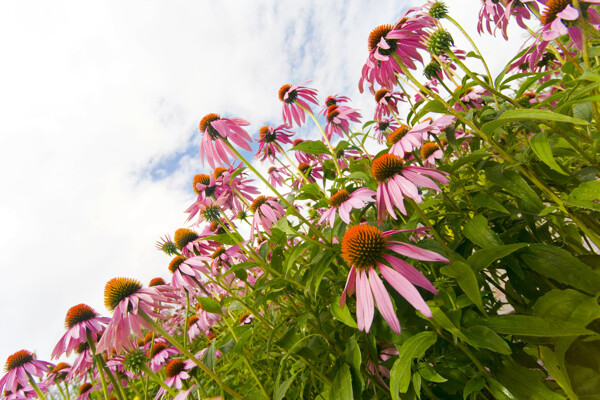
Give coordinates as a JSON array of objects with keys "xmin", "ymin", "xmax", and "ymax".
[
  {"xmin": 255, "ymin": 125, "xmax": 294, "ymax": 163},
  {"xmin": 291, "ymin": 138, "xmax": 318, "ymax": 164},
  {"xmin": 340, "ymin": 225, "xmax": 447, "ymax": 333},
  {"xmin": 76, "ymin": 382, "xmax": 95, "ymax": 400},
  {"xmin": 387, "ymin": 124, "xmax": 423, "ymax": 158},
  {"xmin": 198, "ymin": 113, "xmax": 252, "ymax": 168},
  {"xmin": 68, "ymin": 342, "xmax": 95, "ymax": 380},
  {"xmin": 51, "ymin": 304, "xmax": 110, "ymax": 359},
  {"xmin": 155, "ymin": 234, "xmax": 179, "ymax": 256},
  {"xmin": 477, "ymin": 0, "xmax": 533, "ymax": 40},
  {"xmin": 44, "ymin": 362, "xmax": 71, "ymax": 385},
  {"xmin": 373, "ymin": 118, "xmax": 399, "ymax": 143},
  {"xmin": 168, "ymin": 255, "xmax": 209, "ymax": 291},
  {"xmin": 318, "ymin": 188, "xmax": 376, "ymax": 228},
  {"xmin": 324, "ymin": 103, "xmax": 362, "ymax": 141},
  {"xmin": 279, "ymin": 81, "xmax": 319, "ymax": 127},
  {"xmin": 96, "ymin": 277, "xmax": 177, "ymax": 353},
  {"xmin": 319, "ymin": 94, "xmax": 351, "ymax": 115},
  {"xmin": 539, "ymin": 0, "xmax": 600, "ymax": 49},
  {"xmin": 164, "ymin": 358, "xmax": 193, "ymax": 390},
  {"xmin": 404, "ymin": 115, "xmax": 455, "ymax": 140},
  {"xmin": 421, "ymin": 142, "xmax": 444, "ymax": 168},
  {"xmin": 454, "ymin": 86, "xmax": 488, "ymax": 111},
  {"xmin": 374, "ymin": 88, "xmax": 405, "ymax": 121},
  {"xmin": 359, "ymin": 8, "xmax": 436, "ymax": 92},
  {"xmin": 250, "ymin": 196, "xmax": 285, "ymax": 238},
  {"xmin": 371, "ymin": 154, "xmax": 449, "ymax": 221},
  {"xmin": 188, "ymin": 310, "xmax": 222, "ymax": 341},
  {"xmin": 149, "ymin": 341, "xmax": 179, "ymax": 372},
  {"xmin": 292, "ymin": 162, "xmax": 323, "ymax": 187},
  {"xmin": 0, "ymin": 350, "xmax": 54, "ymax": 394},
  {"xmin": 268, "ymin": 166, "xmax": 289, "ymax": 188}
]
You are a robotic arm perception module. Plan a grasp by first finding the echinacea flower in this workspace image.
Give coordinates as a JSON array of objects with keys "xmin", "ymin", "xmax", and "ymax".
[
  {"xmin": 52, "ymin": 304, "xmax": 110, "ymax": 359},
  {"xmin": 44, "ymin": 362, "xmax": 71, "ymax": 385},
  {"xmin": 188, "ymin": 310, "xmax": 222, "ymax": 341},
  {"xmin": 279, "ymin": 81, "xmax": 319, "ymax": 127},
  {"xmin": 293, "ymin": 162, "xmax": 323, "ymax": 187},
  {"xmin": 340, "ymin": 225, "xmax": 447, "ymax": 333},
  {"xmin": 374, "ymin": 88, "xmax": 405, "ymax": 121},
  {"xmin": 250, "ymin": 196, "xmax": 285, "ymax": 239},
  {"xmin": 255, "ymin": 124, "xmax": 294, "ymax": 163},
  {"xmin": 324, "ymin": 103, "xmax": 362, "ymax": 141},
  {"xmin": 371, "ymin": 154, "xmax": 449, "ymax": 221},
  {"xmin": 268, "ymin": 166, "xmax": 290, "ymax": 188},
  {"xmin": 388, "ymin": 124, "xmax": 424, "ymax": 158},
  {"xmin": 373, "ymin": 118, "xmax": 399, "ymax": 143},
  {"xmin": 318, "ymin": 188, "xmax": 376, "ymax": 228},
  {"xmin": 319, "ymin": 94, "xmax": 351, "ymax": 116},
  {"xmin": 96, "ymin": 277, "xmax": 177, "ymax": 353},
  {"xmin": 198, "ymin": 113, "xmax": 252, "ymax": 168},
  {"xmin": 420, "ymin": 142, "xmax": 444, "ymax": 168},
  {"xmin": 75, "ymin": 382, "xmax": 95, "ymax": 400},
  {"xmin": 149, "ymin": 341, "xmax": 179, "ymax": 372},
  {"xmin": 0, "ymin": 350, "xmax": 54, "ymax": 394}
]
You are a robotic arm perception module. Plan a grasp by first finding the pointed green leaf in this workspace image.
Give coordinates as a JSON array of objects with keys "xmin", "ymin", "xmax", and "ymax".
[
  {"xmin": 440, "ymin": 262, "xmax": 484, "ymax": 313},
  {"xmin": 473, "ymin": 315, "xmax": 594, "ymax": 336},
  {"xmin": 331, "ymin": 364, "xmax": 353, "ymax": 400},
  {"xmin": 463, "ymin": 215, "xmax": 503, "ymax": 248},
  {"xmin": 390, "ymin": 332, "xmax": 438, "ymax": 397},
  {"xmin": 530, "ymin": 132, "xmax": 568, "ymax": 174},
  {"xmin": 467, "ymin": 243, "xmax": 528, "ymax": 271},
  {"xmin": 290, "ymin": 140, "xmax": 331, "ymax": 155}
]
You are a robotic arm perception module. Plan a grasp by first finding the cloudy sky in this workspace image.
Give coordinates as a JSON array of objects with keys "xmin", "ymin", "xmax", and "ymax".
[{"xmin": 0, "ymin": 0, "xmax": 527, "ymax": 366}]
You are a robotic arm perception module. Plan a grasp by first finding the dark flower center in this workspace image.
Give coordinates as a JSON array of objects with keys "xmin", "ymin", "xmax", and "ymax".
[
  {"xmin": 326, "ymin": 105, "xmax": 340, "ymax": 123},
  {"xmin": 199, "ymin": 113, "xmax": 222, "ymax": 140},
  {"xmin": 372, "ymin": 154, "xmax": 405, "ymax": 182},
  {"xmin": 5, "ymin": 350, "xmax": 34, "ymax": 372},
  {"xmin": 193, "ymin": 174, "xmax": 214, "ymax": 196},
  {"xmin": 104, "ymin": 277, "xmax": 143, "ymax": 312},
  {"xmin": 375, "ymin": 88, "xmax": 389, "ymax": 103},
  {"xmin": 326, "ymin": 96, "xmax": 337, "ymax": 107},
  {"xmin": 165, "ymin": 359, "xmax": 185, "ymax": 378},
  {"xmin": 151, "ymin": 343, "xmax": 168, "ymax": 358},
  {"xmin": 421, "ymin": 142, "xmax": 440, "ymax": 159},
  {"xmin": 79, "ymin": 383, "xmax": 93, "ymax": 395},
  {"xmin": 187, "ymin": 315, "xmax": 199, "ymax": 328},
  {"xmin": 214, "ymin": 167, "xmax": 227, "ymax": 179},
  {"xmin": 330, "ymin": 189, "xmax": 350, "ymax": 208},
  {"xmin": 76, "ymin": 342, "xmax": 90, "ymax": 354},
  {"xmin": 387, "ymin": 125, "xmax": 410, "ymax": 145},
  {"xmin": 342, "ymin": 225, "xmax": 387, "ymax": 270},
  {"xmin": 212, "ymin": 246, "xmax": 226, "ymax": 259},
  {"xmin": 268, "ymin": 166, "xmax": 278, "ymax": 174},
  {"xmin": 279, "ymin": 84, "xmax": 298, "ymax": 104},
  {"xmin": 174, "ymin": 228, "xmax": 199, "ymax": 251},
  {"xmin": 51, "ymin": 362, "xmax": 71, "ymax": 374},
  {"xmin": 259, "ymin": 126, "xmax": 277, "ymax": 143},
  {"xmin": 541, "ymin": 0, "xmax": 571, "ymax": 25},
  {"xmin": 251, "ymin": 196, "xmax": 268, "ymax": 213},
  {"xmin": 65, "ymin": 304, "xmax": 98, "ymax": 329},
  {"xmin": 168, "ymin": 256, "xmax": 186, "ymax": 273},
  {"xmin": 368, "ymin": 24, "xmax": 396, "ymax": 55},
  {"xmin": 377, "ymin": 121, "xmax": 390, "ymax": 131},
  {"xmin": 298, "ymin": 162, "xmax": 311, "ymax": 176},
  {"xmin": 149, "ymin": 277, "xmax": 166, "ymax": 287}
]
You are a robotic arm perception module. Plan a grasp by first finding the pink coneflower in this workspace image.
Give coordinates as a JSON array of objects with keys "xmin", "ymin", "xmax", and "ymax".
[
  {"xmin": 319, "ymin": 94, "xmax": 351, "ymax": 116},
  {"xmin": 198, "ymin": 113, "xmax": 252, "ymax": 168},
  {"xmin": 164, "ymin": 359, "xmax": 193, "ymax": 390},
  {"xmin": 454, "ymin": 86, "xmax": 488, "ymax": 111},
  {"xmin": 149, "ymin": 341, "xmax": 179, "ymax": 372},
  {"xmin": 279, "ymin": 81, "xmax": 319, "ymax": 127},
  {"xmin": 405, "ymin": 115, "xmax": 455, "ymax": 140},
  {"xmin": 293, "ymin": 162, "xmax": 323, "ymax": 187},
  {"xmin": 324, "ymin": 103, "xmax": 362, "ymax": 141},
  {"xmin": 44, "ymin": 362, "xmax": 71, "ymax": 385},
  {"xmin": 388, "ymin": 124, "xmax": 423, "ymax": 158},
  {"xmin": 374, "ymin": 88, "xmax": 405, "ymax": 121},
  {"xmin": 291, "ymin": 138, "xmax": 319, "ymax": 164},
  {"xmin": 210, "ymin": 244, "xmax": 246, "ymax": 274},
  {"xmin": 373, "ymin": 118, "xmax": 399, "ymax": 143},
  {"xmin": 52, "ymin": 304, "xmax": 110, "ymax": 359},
  {"xmin": 188, "ymin": 310, "xmax": 221, "ymax": 341},
  {"xmin": 340, "ymin": 225, "xmax": 447, "ymax": 333},
  {"xmin": 2, "ymin": 383, "xmax": 40, "ymax": 400},
  {"xmin": 371, "ymin": 154, "xmax": 449, "ymax": 221},
  {"xmin": 318, "ymin": 188, "xmax": 376, "ymax": 228},
  {"xmin": 250, "ymin": 196, "xmax": 285, "ymax": 239},
  {"xmin": 414, "ymin": 78, "xmax": 439, "ymax": 103},
  {"xmin": 420, "ymin": 142, "xmax": 444, "ymax": 168},
  {"xmin": 478, "ymin": 0, "xmax": 510, "ymax": 39},
  {"xmin": 359, "ymin": 8, "xmax": 436, "ymax": 92},
  {"xmin": 0, "ymin": 350, "xmax": 53, "ymax": 394},
  {"xmin": 75, "ymin": 382, "xmax": 95, "ymax": 400},
  {"xmin": 539, "ymin": 0, "xmax": 600, "ymax": 49},
  {"xmin": 96, "ymin": 278, "xmax": 177, "ymax": 353},
  {"xmin": 67, "ymin": 343, "xmax": 94, "ymax": 380},
  {"xmin": 367, "ymin": 345, "xmax": 398, "ymax": 390},
  {"xmin": 268, "ymin": 166, "xmax": 289, "ymax": 188},
  {"xmin": 255, "ymin": 125, "xmax": 294, "ymax": 163},
  {"xmin": 167, "ymin": 255, "xmax": 210, "ymax": 292}
]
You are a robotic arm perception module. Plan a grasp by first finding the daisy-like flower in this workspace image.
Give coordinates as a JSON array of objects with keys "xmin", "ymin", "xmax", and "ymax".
[
  {"xmin": 318, "ymin": 188, "xmax": 376, "ymax": 228},
  {"xmin": 188, "ymin": 309, "xmax": 222, "ymax": 341},
  {"xmin": 293, "ymin": 162, "xmax": 323, "ymax": 187},
  {"xmin": 374, "ymin": 88, "xmax": 405, "ymax": 121},
  {"xmin": 539, "ymin": 0, "xmax": 600, "ymax": 49},
  {"xmin": 268, "ymin": 166, "xmax": 290, "ymax": 188},
  {"xmin": 164, "ymin": 359, "xmax": 193, "ymax": 390},
  {"xmin": 51, "ymin": 304, "xmax": 110, "ymax": 359},
  {"xmin": 373, "ymin": 118, "xmax": 399, "ymax": 143},
  {"xmin": 44, "ymin": 362, "xmax": 71, "ymax": 385},
  {"xmin": 167, "ymin": 254, "xmax": 210, "ymax": 291},
  {"xmin": 96, "ymin": 277, "xmax": 177, "ymax": 353},
  {"xmin": 340, "ymin": 225, "xmax": 447, "ymax": 333},
  {"xmin": 388, "ymin": 124, "xmax": 424, "ymax": 158},
  {"xmin": 149, "ymin": 341, "xmax": 179, "ymax": 372},
  {"xmin": 371, "ymin": 154, "xmax": 449, "ymax": 221},
  {"xmin": 250, "ymin": 196, "xmax": 285, "ymax": 239},
  {"xmin": 0, "ymin": 350, "xmax": 54, "ymax": 394},
  {"xmin": 75, "ymin": 382, "xmax": 95, "ymax": 400},
  {"xmin": 279, "ymin": 81, "xmax": 319, "ymax": 127},
  {"xmin": 210, "ymin": 244, "xmax": 246, "ymax": 274},
  {"xmin": 359, "ymin": 8, "xmax": 436, "ymax": 93},
  {"xmin": 454, "ymin": 86, "xmax": 488, "ymax": 111},
  {"xmin": 421, "ymin": 142, "xmax": 444, "ymax": 168},
  {"xmin": 198, "ymin": 113, "xmax": 252, "ymax": 168},
  {"xmin": 405, "ymin": 115, "xmax": 455, "ymax": 140},
  {"xmin": 324, "ymin": 103, "xmax": 362, "ymax": 141},
  {"xmin": 320, "ymin": 94, "xmax": 351, "ymax": 115},
  {"xmin": 67, "ymin": 342, "xmax": 95, "ymax": 380},
  {"xmin": 255, "ymin": 125, "xmax": 294, "ymax": 163}
]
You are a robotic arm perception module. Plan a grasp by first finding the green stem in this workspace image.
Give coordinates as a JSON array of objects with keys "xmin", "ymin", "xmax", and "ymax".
[
  {"xmin": 139, "ymin": 310, "xmax": 243, "ymax": 399},
  {"xmin": 86, "ymin": 332, "xmax": 111, "ymax": 400},
  {"xmin": 139, "ymin": 364, "xmax": 178, "ymax": 397},
  {"xmin": 26, "ymin": 372, "xmax": 47, "ymax": 400}
]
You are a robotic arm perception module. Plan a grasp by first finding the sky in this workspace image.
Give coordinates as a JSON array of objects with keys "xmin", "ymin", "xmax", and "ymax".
[{"xmin": 0, "ymin": 0, "xmax": 528, "ymax": 367}]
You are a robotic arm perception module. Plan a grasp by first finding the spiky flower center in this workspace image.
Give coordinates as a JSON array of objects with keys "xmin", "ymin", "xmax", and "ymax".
[
  {"xmin": 279, "ymin": 84, "xmax": 298, "ymax": 104},
  {"xmin": 293, "ymin": 139, "xmax": 304, "ymax": 147},
  {"xmin": 342, "ymin": 225, "xmax": 387, "ymax": 270},
  {"xmin": 298, "ymin": 162, "xmax": 311, "ymax": 176},
  {"xmin": 52, "ymin": 362, "xmax": 71, "ymax": 374},
  {"xmin": 76, "ymin": 341, "xmax": 90, "ymax": 354},
  {"xmin": 149, "ymin": 277, "xmax": 166, "ymax": 287},
  {"xmin": 174, "ymin": 228, "xmax": 199, "ymax": 251},
  {"xmin": 168, "ymin": 256, "xmax": 186, "ymax": 273},
  {"xmin": 368, "ymin": 24, "xmax": 395, "ymax": 54},
  {"xmin": 201, "ymin": 204, "xmax": 221, "ymax": 222},
  {"xmin": 5, "ymin": 350, "xmax": 34, "ymax": 372},
  {"xmin": 193, "ymin": 174, "xmax": 214, "ymax": 196},
  {"xmin": 427, "ymin": 28, "xmax": 454, "ymax": 55},
  {"xmin": 165, "ymin": 359, "xmax": 185, "ymax": 378},
  {"xmin": 150, "ymin": 343, "xmax": 168, "ymax": 358},
  {"xmin": 79, "ymin": 383, "xmax": 93, "ymax": 395},
  {"xmin": 421, "ymin": 142, "xmax": 440, "ymax": 159},
  {"xmin": 326, "ymin": 105, "xmax": 340, "ymax": 123},
  {"xmin": 541, "ymin": 0, "xmax": 571, "ymax": 25},
  {"xmin": 424, "ymin": 60, "xmax": 442, "ymax": 80},
  {"xmin": 268, "ymin": 166, "xmax": 278, "ymax": 174},
  {"xmin": 377, "ymin": 121, "xmax": 390, "ymax": 131},
  {"xmin": 330, "ymin": 189, "xmax": 350, "ymax": 208},
  {"xmin": 210, "ymin": 220, "xmax": 226, "ymax": 233},
  {"xmin": 65, "ymin": 304, "xmax": 98, "ymax": 329},
  {"xmin": 251, "ymin": 196, "xmax": 268, "ymax": 213},
  {"xmin": 429, "ymin": 1, "xmax": 449, "ymax": 19},
  {"xmin": 259, "ymin": 126, "xmax": 277, "ymax": 143},
  {"xmin": 212, "ymin": 246, "xmax": 226, "ymax": 259},
  {"xmin": 155, "ymin": 235, "xmax": 178, "ymax": 256},
  {"xmin": 123, "ymin": 349, "xmax": 147, "ymax": 374},
  {"xmin": 537, "ymin": 52, "xmax": 557, "ymax": 67},
  {"xmin": 325, "ymin": 96, "xmax": 337, "ymax": 107},
  {"xmin": 188, "ymin": 315, "xmax": 199, "ymax": 328},
  {"xmin": 214, "ymin": 167, "xmax": 227, "ymax": 179},
  {"xmin": 375, "ymin": 88, "xmax": 389, "ymax": 103},
  {"xmin": 237, "ymin": 210, "xmax": 249, "ymax": 221},
  {"xmin": 199, "ymin": 113, "xmax": 221, "ymax": 140},
  {"xmin": 372, "ymin": 154, "xmax": 405, "ymax": 182},
  {"xmin": 104, "ymin": 277, "xmax": 142, "ymax": 312},
  {"xmin": 387, "ymin": 125, "xmax": 410, "ymax": 145}
]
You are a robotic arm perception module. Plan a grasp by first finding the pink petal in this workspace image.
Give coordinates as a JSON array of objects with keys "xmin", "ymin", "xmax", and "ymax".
[
  {"xmin": 379, "ymin": 264, "xmax": 433, "ymax": 318},
  {"xmin": 368, "ymin": 267, "xmax": 401, "ymax": 333}
]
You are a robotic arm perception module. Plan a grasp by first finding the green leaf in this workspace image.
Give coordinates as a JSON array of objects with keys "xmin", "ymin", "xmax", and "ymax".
[
  {"xmin": 274, "ymin": 372, "xmax": 298, "ymax": 400},
  {"xmin": 290, "ymin": 140, "xmax": 331, "ymax": 155},
  {"xmin": 464, "ymin": 376, "xmax": 485, "ymax": 399},
  {"xmin": 205, "ymin": 232, "xmax": 243, "ymax": 246},
  {"xmin": 390, "ymin": 332, "xmax": 438, "ymax": 397},
  {"xmin": 463, "ymin": 215, "xmax": 503, "ymax": 248},
  {"xmin": 203, "ymin": 341, "xmax": 216, "ymax": 370},
  {"xmin": 232, "ymin": 328, "xmax": 254, "ymax": 354},
  {"xmin": 467, "ymin": 243, "xmax": 528, "ymax": 271},
  {"xmin": 462, "ymin": 326, "xmax": 512, "ymax": 355},
  {"xmin": 486, "ymin": 377, "xmax": 517, "ymax": 400},
  {"xmin": 472, "ymin": 315, "xmax": 594, "ymax": 336},
  {"xmin": 429, "ymin": 306, "xmax": 469, "ymax": 341},
  {"xmin": 486, "ymin": 167, "xmax": 544, "ymax": 211},
  {"xmin": 578, "ymin": 70, "xmax": 600, "ymax": 82},
  {"xmin": 330, "ymin": 299, "xmax": 358, "ymax": 328},
  {"xmin": 440, "ymin": 262, "xmax": 484, "ymax": 313},
  {"xmin": 481, "ymin": 109, "xmax": 588, "ymax": 135},
  {"xmin": 530, "ymin": 132, "xmax": 568, "ymax": 175},
  {"xmin": 417, "ymin": 363, "xmax": 447, "ymax": 383},
  {"xmin": 534, "ymin": 289, "xmax": 600, "ymax": 327},
  {"xmin": 540, "ymin": 346, "xmax": 579, "ymax": 400},
  {"xmin": 197, "ymin": 296, "xmax": 223, "ymax": 314},
  {"xmin": 520, "ymin": 244, "xmax": 600, "ymax": 295},
  {"xmin": 472, "ymin": 192, "xmax": 510, "ymax": 214},
  {"xmin": 566, "ymin": 180, "xmax": 600, "ymax": 211},
  {"xmin": 450, "ymin": 150, "xmax": 490, "ymax": 172},
  {"xmin": 331, "ymin": 364, "xmax": 353, "ymax": 400},
  {"xmin": 496, "ymin": 360, "xmax": 566, "ymax": 400}
]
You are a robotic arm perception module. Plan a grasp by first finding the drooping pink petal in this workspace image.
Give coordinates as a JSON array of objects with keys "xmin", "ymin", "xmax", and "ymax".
[{"xmin": 368, "ymin": 267, "xmax": 401, "ymax": 333}]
